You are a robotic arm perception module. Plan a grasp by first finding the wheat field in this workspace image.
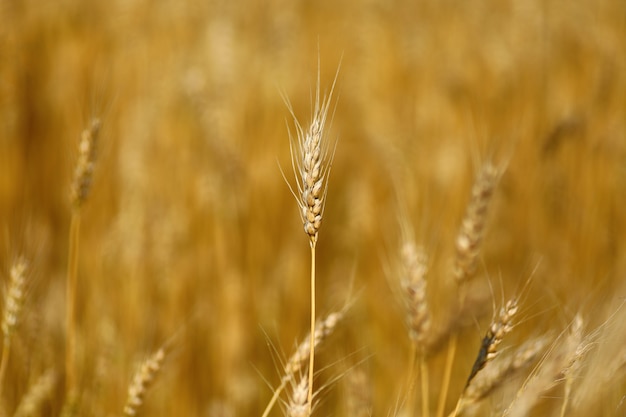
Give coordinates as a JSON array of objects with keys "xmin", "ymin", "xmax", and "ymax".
[{"xmin": 1, "ymin": 0, "xmax": 625, "ymax": 416}]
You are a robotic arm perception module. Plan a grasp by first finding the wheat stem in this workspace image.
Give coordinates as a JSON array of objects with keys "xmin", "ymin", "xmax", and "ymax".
[
  {"xmin": 66, "ymin": 210, "xmax": 81, "ymax": 394},
  {"xmin": 308, "ymin": 242, "xmax": 316, "ymax": 415},
  {"xmin": 437, "ymin": 333, "xmax": 458, "ymax": 417},
  {"xmin": 420, "ymin": 355, "xmax": 430, "ymax": 417}
]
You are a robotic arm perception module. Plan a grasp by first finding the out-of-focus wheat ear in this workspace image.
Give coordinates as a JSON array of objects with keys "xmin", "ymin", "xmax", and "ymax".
[
  {"xmin": 398, "ymin": 241, "xmax": 431, "ymax": 417},
  {"xmin": 261, "ymin": 310, "xmax": 344, "ymax": 417},
  {"xmin": 453, "ymin": 162, "xmax": 499, "ymax": 286},
  {"xmin": 286, "ymin": 373, "xmax": 311, "ymax": 417},
  {"xmin": 465, "ymin": 298, "xmax": 518, "ymax": 387},
  {"xmin": 456, "ymin": 336, "xmax": 548, "ymax": 415},
  {"xmin": 438, "ymin": 162, "xmax": 500, "ymax": 417},
  {"xmin": 505, "ymin": 315, "xmax": 584, "ymax": 417},
  {"xmin": 70, "ymin": 118, "xmax": 101, "ymax": 209},
  {"xmin": 558, "ymin": 322, "xmax": 594, "ymax": 417},
  {"xmin": 284, "ymin": 310, "xmax": 344, "ymax": 378},
  {"xmin": 345, "ymin": 368, "xmax": 372, "ymax": 417},
  {"xmin": 0, "ymin": 257, "xmax": 28, "ymax": 393},
  {"xmin": 123, "ymin": 347, "xmax": 166, "ymax": 417},
  {"xmin": 13, "ymin": 369, "xmax": 58, "ymax": 417},
  {"xmin": 450, "ymin": 298, "xmax": 518, "ymax": 417},
  {"xmin": 66, "ymin": 117, "xmax": 101, "ymax": 396},
  {"xmin": 400, "ymin": 241, "xmax": 432, "ymax": 350}
]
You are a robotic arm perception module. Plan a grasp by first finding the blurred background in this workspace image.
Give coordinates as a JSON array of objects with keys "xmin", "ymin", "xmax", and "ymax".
[{"xmin": 0, "ymin": 0, "xmax": 625, "ymax": 415}]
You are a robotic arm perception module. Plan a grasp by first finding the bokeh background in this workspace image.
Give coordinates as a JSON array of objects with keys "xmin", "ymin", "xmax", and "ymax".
[{"xmin": 1, "ymin": 0, "xmax": 625, "ymax": 415}]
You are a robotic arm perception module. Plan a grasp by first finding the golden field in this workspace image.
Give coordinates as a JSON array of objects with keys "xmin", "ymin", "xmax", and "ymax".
[{"xmin": 0, "ymin": 0, "xmax": 625, "ymax": 416}]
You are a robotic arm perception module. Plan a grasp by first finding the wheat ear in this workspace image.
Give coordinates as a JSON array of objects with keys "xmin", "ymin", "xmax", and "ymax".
[
  {"xmin": 505, "ymin": 315, "xmax": 584, "ymax": 417},
  {"xmin": 66, "ymin": 118, "xmax": 101, "ymax": 395},
  {"xmin": 286, "ymin": 372, "xmax": 311, "ymax": 417},
  {"xmin": 261, "ymin": 310, "xmax": 344, "ymax": 417},
  {"xmin": 457, "ymin": 336, "xmax": 547, "ymax": 415},
  {"xmin": 14, "ymin": 369, "xmax": 57, "ymax": 417},
  {"xmin": 283, "ymin": 61, "xmax": 339, "ymax": 414},
  {"xmin": 123, "ymin": 347, "xmax": 166, "ymax": 417},
  {"xmin": 0, "ymin": 258, "xmax": 28, "ymax": 393},
  {"xmin": 437, "ymin": 162, "xmax": 499, "ymax": 417},
  {"xmin": 399, "ymin": 241, "xmax": 431, "ymax": 417},
  {"xmin": 451, "ymin": 299, "xmax": 518, "ymax": 417}
]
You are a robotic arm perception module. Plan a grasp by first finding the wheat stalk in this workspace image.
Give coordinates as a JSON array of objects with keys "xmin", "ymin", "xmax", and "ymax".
[
  {"xmin": 437, "ymin": 162, "xmax": 500, "ymax": 417},
  {"xmin": 66, "ymin": 118, "xmax": 101, "ymax": 396},
  {"xmin": 283, "ymin": 60, "xmax": 340, "ymax": 414}
]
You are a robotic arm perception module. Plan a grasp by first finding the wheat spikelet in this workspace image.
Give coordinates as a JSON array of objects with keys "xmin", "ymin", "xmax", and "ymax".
[
  {"xmin": 453, "ymin": 163, "xmax": 499, "ymax": 285},
  {"xmin": 123, "ymin": 347, "xmax": 166, "ymax": 416},
  {"xmin": 70, "ymin": 118, "xmax": 101, "ymax": 208},
  {"xmin": 14, "ymin": 369, "xmax": 57, "ymax": 417}
]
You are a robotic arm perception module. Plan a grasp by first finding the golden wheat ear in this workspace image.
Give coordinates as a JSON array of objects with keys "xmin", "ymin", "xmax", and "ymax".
[
  {"xmin": 261, "ymin": 309, "xmax": 345, "ymax": 417},
  {"xmin": 0, "ymin": 257, "xmax": 29, "ymax": 393},
  {"xmin": 281, "ymin": 58, "xmax": 341, "ymax": 415},
  {"xmin": 123, "ymin": 347, "xmax": 167, "ymax": 417}
]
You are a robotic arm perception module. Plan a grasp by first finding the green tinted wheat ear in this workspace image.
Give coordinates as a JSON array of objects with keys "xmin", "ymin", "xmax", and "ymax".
[
  {"xmin": 0, "ymin": 258, "xmax": 28, "ymax": 393},
  {"xmin": 284, "ymin": 61, "xmax": 340, "ymax": 415}
]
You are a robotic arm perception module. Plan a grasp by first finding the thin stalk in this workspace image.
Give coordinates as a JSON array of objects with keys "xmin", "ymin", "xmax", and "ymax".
[
  {"xmin": 421, "ymin": 355, "xmax": 429, "ymax": 417},
  {"xmin": 0, "ymin": 339, "xmax": 9, "ymax": 393},
  {"xmin": 308, "ymin": 242, "xmax": 316, "ymax": 414},
  {"xmin": 406, "ymin": 344, "xmax": 417, "ymax": 413},
  {"xmin": 66, "ymin": 209, "xmax": 81, "ymax": 394},
  {"xmin": 261, "ymin": 380, "xmax": 287, "ymax": 417},
  {"xmin": 437, "ymin": 333, "xmax": 458, "ymax": 417}
]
